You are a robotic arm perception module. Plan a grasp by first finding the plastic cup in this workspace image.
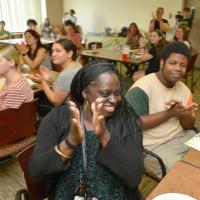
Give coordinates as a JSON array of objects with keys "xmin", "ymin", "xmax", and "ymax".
[
  {"xmin": 122, "ymin": 53, "xmax": 128, "ymax": 61},
  {"xmin": 91, "ymin": 44, "xmax": 97, "ymax": 51}
]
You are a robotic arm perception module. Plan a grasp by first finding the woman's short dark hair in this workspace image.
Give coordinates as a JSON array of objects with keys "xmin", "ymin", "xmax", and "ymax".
[
  {"xmin": 64, "ymin": 21, "xmax": 76, "ymax": 29},
  {"xmin": 70, "ymin": 9, "xmax": 76, "ymax": 15},
  {"xmin": 55, "ymin": 39, "xmax": 77, "ymax": 61},
  {"xmin": 27, "ymin": 19, "xmax": 37, "ymax": 26},
  {"xmin": 161, "ymin": 41, "xmax": 191, "ymax": 61},
  {"xmin": 0, "ymin": 20, "xmax": 5, "ymax": 25},
  {"xmin": 70, "ymin": 60, "xmax": 141, "ymax": 143}
]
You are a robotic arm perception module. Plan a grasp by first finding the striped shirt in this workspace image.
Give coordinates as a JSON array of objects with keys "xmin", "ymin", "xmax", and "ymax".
[{"xmin": 0, "ymin": 76, "xmax": 33, "ymax": 111}]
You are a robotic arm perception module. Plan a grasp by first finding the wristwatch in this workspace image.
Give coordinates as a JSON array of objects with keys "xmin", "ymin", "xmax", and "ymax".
[{"xmin": 65, "ymin": 138, "xmax": 79, "ymax": 150}]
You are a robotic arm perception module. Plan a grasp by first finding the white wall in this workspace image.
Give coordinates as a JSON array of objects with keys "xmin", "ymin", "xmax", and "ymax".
[{"xmin": 63, "ymin": 0, "xmax": 183, "ymax": 34}]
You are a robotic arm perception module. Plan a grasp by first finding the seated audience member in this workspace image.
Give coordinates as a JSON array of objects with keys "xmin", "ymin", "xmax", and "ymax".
[
  {"xmin": 40, "ymin": 17, "xmax": 52, "ymax": 38},
  {"xmin": 50, "ymin": 24, "xmax": 65, "ymax": 41},
  {"xmin": 149, "ymin": 7, "xmax": 169, "ymax": 36},
  {"xmin": 177, "ymin": 6, "xmax": 196, "ymax": 32},
  {"xmin": 126, "ymin": 42, "xmax": 198, "ymax": 178},
  {"xmin": 125, "ymin": 22, "xmax": 142, "ymax": 50},
  {"xmin": 31, "ymin": 39, "xmax": 82, "ymax": 106},
  {"xmin": 0, "ymin": 44, "xmax": 33, "ymax": 111},
  {"xmin": 62, "ymin": 9, "xmax": 77, "ymax": 25},
  {"xmin": 15, "ymin": 29, "xmax": 52, "ymax": 70},
  {"xmin": 171, "ymin": 25, "xmax": 190, "ymax": 48},
  {"xmin": 0, "ymin": 20, "xmax": 11, "ymax": 40},
  {"xmin": 124, "ymin": 22, "xmax": 143, "ymax": 75},
  {"xmin": 27, "ymin": 18, "xmax": 42, "ymax": 36},
  {"xmin": 132, "ymin": 29, "xmax": 167, "ymax": 82},
  {"xmin": 64, "ymin": 21, "xmax": 84, "ymax": 55},
  {"xmin": 29, "ymin": 60, "xmax": 144, "ymax": 200}
]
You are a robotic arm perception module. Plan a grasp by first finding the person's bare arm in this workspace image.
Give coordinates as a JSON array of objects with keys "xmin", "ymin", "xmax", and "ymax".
[
  {"xmin": 158, "ymin": 20, "xmax": 169, "ymax": 32},
  {"xmin": 22, "ymin": 48, "xmax": 47, "ymax": 70},
  {"xmin": 140, "ymin": 110, "xmax": 171, "ymax": 130},
  {"xmin": 41, "ymin": 81, "xmax": 69, "ymax": 106}
]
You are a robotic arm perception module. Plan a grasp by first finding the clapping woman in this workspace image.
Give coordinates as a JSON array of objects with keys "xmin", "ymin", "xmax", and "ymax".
[
  {"xmin": 30, "ymin": 60, "xmax": 144, "ymax": 200},
  {"xmin": 16, "ymin": 29, "xmax": 52, "ymax": 70},
  {"xmin": 31, "ymin": 39, "xmax": 82, "ymax": 106}
]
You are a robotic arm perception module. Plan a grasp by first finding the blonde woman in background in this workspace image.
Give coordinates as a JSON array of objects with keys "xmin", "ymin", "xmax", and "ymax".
[{"xmin": 0, "ymin": 44, "xmax": 33, "ymax": 111}]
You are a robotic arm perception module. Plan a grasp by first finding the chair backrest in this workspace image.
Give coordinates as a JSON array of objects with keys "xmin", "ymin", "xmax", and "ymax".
[
  {"xmin": 0, "ymin": 99, "xmax": 38, "ymax": 146},
  {"xmin": 88, "ymin": 42, "xmax": 103, "ymax": 49},
  {"xmin": 186, "ymin": 53, "xmax": 198, "ymax": 73},
  {"xmin": 16, "ymin": 143, "xmax": 47, "ymax": 200}
]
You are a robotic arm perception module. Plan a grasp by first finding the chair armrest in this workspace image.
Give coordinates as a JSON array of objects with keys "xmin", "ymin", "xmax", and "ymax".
[
  {"xmin": 143, "ymin": 148, "xmax": 166, "ymax": 179},
  {"xmin": 193, "ymin": 126, "xmax": 200, "ymax": 134},
  {"xmin": 15, "ymin": 189, "xmax": 29, "ymax": 200}
]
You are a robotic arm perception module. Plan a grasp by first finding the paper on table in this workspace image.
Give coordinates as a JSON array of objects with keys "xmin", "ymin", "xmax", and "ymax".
[
  {"xmin": 185, "ymin": 133, "xmax": 200, "ymax": 151},
  {"xmin": 152, "ymin": 193, "xmax": 196, "ymax": 200},
  {"xmin": 27, "ymin": 78, "xmax": 37, "ymax": 86}
]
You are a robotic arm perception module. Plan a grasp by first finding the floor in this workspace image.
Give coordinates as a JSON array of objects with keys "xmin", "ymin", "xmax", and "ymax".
[{"xmin": 0, "ymin": 67, "xmax": 199, "ymax": 200}]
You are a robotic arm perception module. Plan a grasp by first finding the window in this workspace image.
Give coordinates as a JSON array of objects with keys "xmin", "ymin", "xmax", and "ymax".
[{"xmin": 0, "ymin": 0, "xmax": 42, "ymax": 32}]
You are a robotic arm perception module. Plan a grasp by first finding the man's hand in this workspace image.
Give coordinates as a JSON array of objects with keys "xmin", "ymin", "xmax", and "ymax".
[{"xmin": 166, "ymin": 100, "xmax": 198, "ymax": 118}]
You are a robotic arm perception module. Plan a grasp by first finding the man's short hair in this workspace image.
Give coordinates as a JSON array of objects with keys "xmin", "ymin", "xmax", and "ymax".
[
  {"xmin": 27, "ymin": 19, "xmax": 37, "ymax": 26},
  {"xmin": 0, "ymin": 20, "xmax": 5, "ymax": 25},
  {"xmin": 161, "ymin": 41, "xmax": 191, "ymax": 61}
]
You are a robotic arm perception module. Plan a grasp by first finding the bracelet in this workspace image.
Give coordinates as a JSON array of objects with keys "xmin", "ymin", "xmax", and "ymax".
[
  {"xmin": 65, "ymin": 137, "xmax": 79, "ymax": 150},
  {"xmin": 54, "ymin": 145, "xmax": 71, "ymax": 158}
]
